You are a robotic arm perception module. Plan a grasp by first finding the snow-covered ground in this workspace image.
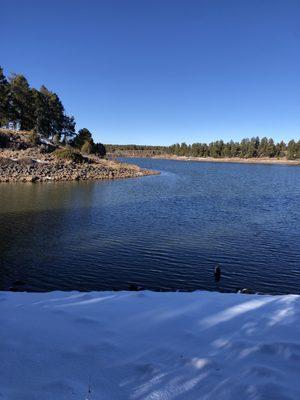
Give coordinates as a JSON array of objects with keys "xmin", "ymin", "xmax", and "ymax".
[{"xmin": 1, "ymin": 290, "xmax": 300, "ymax": 400}]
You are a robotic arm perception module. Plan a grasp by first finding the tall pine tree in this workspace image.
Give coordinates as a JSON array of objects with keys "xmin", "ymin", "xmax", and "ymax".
[
  {"xmin": 0, "ymin": 66, "xmax": 10, "ymax": 127},
  {"xmin": 9, "ymin": 74, "xmax": 35, "ymax": 130}
]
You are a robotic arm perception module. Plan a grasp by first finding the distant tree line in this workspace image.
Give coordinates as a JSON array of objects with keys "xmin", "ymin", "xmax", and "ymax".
[
  {"xmin": 0, "ymin": 66, "xmax": 106, "ymax": 157},
  {"xmin": 169, "ymin": 138, "xmax": 300, "ymax": 160},
  {"xmin": 106, "ymin": 144, "xmax": 169, "ymax": 157},
  {"xmin": 108, "ymin": 137, "xmax": 300, "ymax": 161}
]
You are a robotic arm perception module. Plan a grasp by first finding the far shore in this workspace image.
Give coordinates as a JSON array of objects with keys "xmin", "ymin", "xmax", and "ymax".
[{"xmin": 114, "ymin": 153, "xmax": 300, "ymax": 166}]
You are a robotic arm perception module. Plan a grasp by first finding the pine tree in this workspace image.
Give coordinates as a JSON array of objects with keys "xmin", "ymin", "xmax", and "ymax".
[
  {"xmin": 93, "ymin": 142, "xmax": 106, "ymax": 158},
  {"xmin": 73, "ymin": 128, "xmax": 93, "ymax": 148},
  {"xmin": 287, "ymin": 140, "xmax": 297, "ymax": 160},
  {"xmin": 258, "ymin": 137, "xmax": 268, "ymax": 157},
  {"xmin": 33, "ymin": 87, "xmax": 52, "ymax": 137},
  {"xmin": 9, "ymin": 74, "xmax": 35, "ymax": 130},
  {"xmin": 275, "ymin": 141, "xmax": 286, "ymax": 157},
  {"xmin": 0, "ymin": 67, "xmax": 10, "ymax": 127},
  {"xmin": 266, "ymin": 138, "xmax": 276, "ymax": 157},
  {"xmin": 34, "ymin": 86, "xmax": 75, "ymax": 140},
  {"xmin": 48, "ymin": 91, "xmax": 65, "ymax": 137},
  {"xmin": 62, "ymin": 115, "xmax": 76, "ymax": 142}
]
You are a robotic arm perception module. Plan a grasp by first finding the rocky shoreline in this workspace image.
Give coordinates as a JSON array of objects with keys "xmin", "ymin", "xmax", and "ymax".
[
  {"xmin": 0, "ymin": 156, "xmax": 157, "ymax": 182},
  {"xmin": 0, "ymin": 130, "xmax": 158, "ymax": 182}
]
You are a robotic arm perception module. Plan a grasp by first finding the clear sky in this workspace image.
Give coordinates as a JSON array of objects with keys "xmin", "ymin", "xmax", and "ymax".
[{"xmin": 1, "ymin": 0, "xmax": 300, "ymax": 145}]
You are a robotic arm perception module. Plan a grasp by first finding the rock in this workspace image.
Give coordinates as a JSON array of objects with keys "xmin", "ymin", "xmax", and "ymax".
[{"xmin": 26, "ymin": 176, "xmax": 38, "ymax": 182}]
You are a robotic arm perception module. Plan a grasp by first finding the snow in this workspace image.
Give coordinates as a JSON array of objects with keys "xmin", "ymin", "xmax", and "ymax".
[
  {"xmin": 34, "ymin": 159, "xmax": 49, "ymax": 164},
  {"xmin": 1, "ymin": 290, "xmax": 300, "ymax": 400}
]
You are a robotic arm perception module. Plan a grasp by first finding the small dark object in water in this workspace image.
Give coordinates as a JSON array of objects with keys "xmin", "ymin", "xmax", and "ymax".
[
  {"xmin": 238, "ymin": 288, "xmax": 256, "ymax": 294},
  {"xmin": 129, "ymin": 284, "xmax": 142, "ymax": 291},
  {"xmin": 214, "ymin": 265, "xmax": 221, "ymax": 282}
]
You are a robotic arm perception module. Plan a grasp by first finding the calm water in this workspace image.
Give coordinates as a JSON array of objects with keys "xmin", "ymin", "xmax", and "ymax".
[{"xmin": 0, "ymin": 158, "xmax": 300, "ymax": 294}]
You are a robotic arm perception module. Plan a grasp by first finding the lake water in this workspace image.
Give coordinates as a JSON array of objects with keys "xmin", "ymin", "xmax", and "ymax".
[{"xmin": 0, "ymin": 158, "xmax": 299, "ymax": 294}]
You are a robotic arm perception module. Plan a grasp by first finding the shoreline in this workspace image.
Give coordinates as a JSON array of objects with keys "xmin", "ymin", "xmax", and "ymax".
[
  {"xmin": 0, "ymin": 157, "xmax": 159, "ymax": 183},
  {"xmin": 117, "ymin": 154, "xmax": 300, "ymax": 166},
  {"xmin": 0, "ymin": 130, "xmax": 159, "ymax": 183}
]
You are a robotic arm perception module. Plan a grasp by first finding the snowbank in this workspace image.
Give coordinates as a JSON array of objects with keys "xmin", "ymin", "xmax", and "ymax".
[{"xmin": 1, "ymin": 291, "xmax": 299, "ymax": 399}]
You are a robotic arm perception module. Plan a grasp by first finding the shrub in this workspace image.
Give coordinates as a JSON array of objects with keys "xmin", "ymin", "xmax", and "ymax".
[
  {"xmin": 81, "ymin": 140, "xmax": 93, "ymax": 154},
  {"xmin": 54, "ymin": 147, "xmax": 84, "ymax": 163},
  {"xmin": 40, "ymin": 143, "xmax": 57, "ymax": 154},
  {"xmin": 93, "ymin": 142, "xmax": 106, "ymax": 158},
  {"xmin": 73, "ymin": 128, "xmax": 92, "ymax": 148},
  {"xmin": 28, "ymin": 130, "xmax": 40, "ymax": 146}
]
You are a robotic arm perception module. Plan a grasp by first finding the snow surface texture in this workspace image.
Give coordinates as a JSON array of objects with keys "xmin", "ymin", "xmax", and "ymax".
[{"xmin": 0, "ymin": 291, "xmax": 300, "ymax": 400}]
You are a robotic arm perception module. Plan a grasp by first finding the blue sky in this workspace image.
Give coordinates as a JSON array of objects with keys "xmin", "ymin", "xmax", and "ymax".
[{"xmin": 1, "ymin": 0, "xmax": 300, "ymax": 145}]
